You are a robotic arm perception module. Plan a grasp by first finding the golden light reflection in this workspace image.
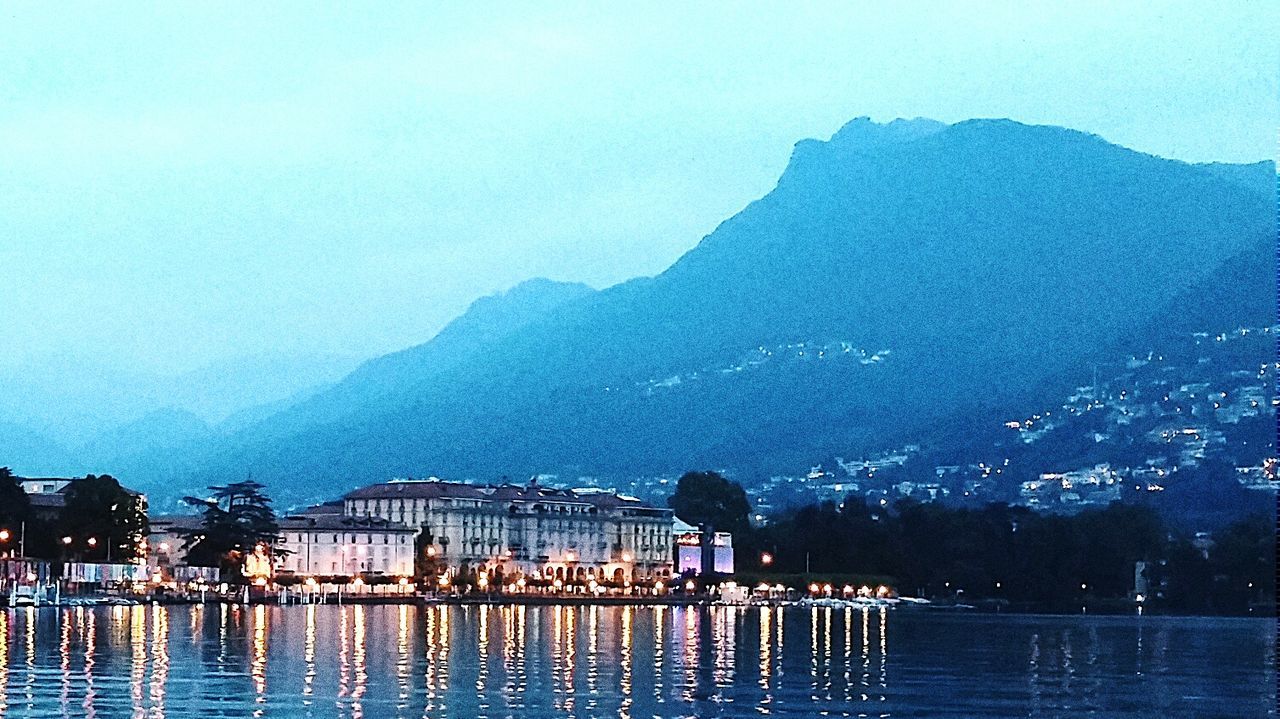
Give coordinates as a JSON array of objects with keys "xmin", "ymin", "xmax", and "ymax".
[
  {"xmin": 130, "ymin": 605, "xmax": 146, "ymax": 715},
  {"xmin": 397, "ymin": 605, "xmax": 410, "ymax": 709},
  {"xmin": 843, "ymin": 606, "xmax": 853, "ymax": 703},
  {"xmin": 22, "ymin": 607, "xmax": 34, "ymax": 708},
  {"xmin": 189, "ymin": 603, "xmax": 201, "ymax": 641},
  {"xmin": 438, "ymin": 605, "xmax": 451, "ymax": 694},
  {"xmin": 564, "ymin": 606, "xmax": 577, "ymax": 713},
  {"xmin": 352, "ymin": 605, "xmax": 367, "ymax": 719},
  {"xmin": 303, "ymin": 605, "xmax": 316, "ymax": 701},
  {"xmin": 620, "ymin": 606, "xmax": 633, "ymax": 719},
  {"xmin": 758, "ymin": 606, "xmax": 772, "ymax": 697},
  {"xmin": 711, "ymin": 606, "xmax": 737, "ymax": 688},
  {"xmin": 338, "ymin": 605, "xmax": 350, "ymax": 700},
  {"xmin": 0, "ymin": 609, "xmax": 8, "ymax": 715},
  {"xmin": 82, "ymin": 607, "xmax": 97, "ymax": 719},
  {"xmin": 423, "ymin": 606, "xmax": 439, "ymax": 711},
  {"xmin": 59, "ymin": 609, "xmax": 72, "ymax": 709},
  {"xmin": 477, "ymin": 604, "xmax": 490, "ymax": 713},
  {"xmin": 653, "ymin": 605, "xmax": 666, "ymax": 704},
  {"xmin": 217, "ymin": 603, "xmax": 229, "ymax": 666},
  {"xmin": 150, "ymin": 603, "xmax": 170, "ymax": 718},
  {"xmin": 500, "ymin": 605, "xmax": 517, "ymax": 704},
  {"xmin": 586, "ymin": 605, "xmax": 598, "ymax": 702},
  {"xmin": 552, "ymin": 606, "xmax": 565, "ymax": 711},
  {"xmin": 251, "ymin": 604, "xmax": 268, "ymax": 707},
  {"xmin": 878, "ymin": 607, "xmax": 888, "ymax": 694},
  {"xmin": 860, "ymin": 608, "xmax": 870, "ymax": 701},
  {"xmin": 516, "ymin": 605, "xmax": 527, "ymax": 703},
  {"xmin": 680, "ymin": 607, "xmax": 697, "ymax": 703},
  {"xmin": 822, "ymin": 607, "xmax": 833, "ymax": 696},
  {"xmin": 809, "ymin": 606, "xmax": 819, "ymax": 696}
]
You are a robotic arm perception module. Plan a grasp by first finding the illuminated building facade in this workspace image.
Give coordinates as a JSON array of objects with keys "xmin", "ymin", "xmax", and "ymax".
[
  {"xmin": 343, "ymin": 479, "xmax": 675, "ymax": 583},
  {"xmin": 673, "ymin": 519, "xmax": 735, "ymax": 575},
  {"xmin": 275, "ymin": 507, "xmax": 416, "ymax": 578}
]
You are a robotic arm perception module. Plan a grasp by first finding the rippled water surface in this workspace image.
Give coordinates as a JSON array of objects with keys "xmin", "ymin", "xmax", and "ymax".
[{"xmin": 0, "ymin": 603, "xmax": 1272, "ymax": 717}]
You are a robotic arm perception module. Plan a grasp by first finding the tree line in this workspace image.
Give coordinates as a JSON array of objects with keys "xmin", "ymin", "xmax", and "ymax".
[
  {"xmin": 0, "ymin": 468, "xmax": 148, "ymax": 562},
  {"xmin": 670, "ymin": 470, "xmax": 1274, "ymax": 614}
]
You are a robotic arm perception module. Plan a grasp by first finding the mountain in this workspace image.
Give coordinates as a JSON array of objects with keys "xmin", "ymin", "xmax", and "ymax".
[
  {"xmin": 148, "ymin": 118, "xmax": 1280, "ymax": 501},
  {"xmin": 0, "ymin": 351, "xmax": 365, "ymax": 486}
]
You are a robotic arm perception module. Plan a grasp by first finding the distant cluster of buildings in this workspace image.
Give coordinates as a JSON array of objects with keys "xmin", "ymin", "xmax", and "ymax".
[
  {"xmin": 735, "ymin": 325, "xmax": 1276, "ymax": 515},
  {"xmin": 305, "ymin": 478, "xmax": 681, "ymax": 584},
  {"xmin": 150, "ymin": 477, "xmax": 737, "ymax": 587},
  {"xmin": 9, "ymin": 473, "xmax": 739, "ymax": 593}
]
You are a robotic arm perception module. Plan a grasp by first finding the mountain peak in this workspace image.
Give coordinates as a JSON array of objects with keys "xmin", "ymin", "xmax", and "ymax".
[
  {"xmin": 827, "ymin": 116, "xmax": 948, "ymax": 148},
  {"xmin": 786, "ymin": 116, "xmax": 948, "ymax": 176}
]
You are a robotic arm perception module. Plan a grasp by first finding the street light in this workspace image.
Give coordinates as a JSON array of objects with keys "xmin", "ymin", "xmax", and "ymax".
[
  {"xmin": 0, "ymin": 529, "xmax": 10, "ymax": 542},
  {"xmin": 760, "ymin": 552, "xmax": 773, "ymax": 566},
  {"xmin": 87, "ymin": 537, "xmax": 98, "ymax": 547},
  {"xmin": 62, "ymin": 536, "xmax": 72, "ymax": 546}
]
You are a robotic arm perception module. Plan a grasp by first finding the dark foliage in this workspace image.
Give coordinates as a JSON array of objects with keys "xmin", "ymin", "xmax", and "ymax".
[
  {"xmin": 667, "ymin": 470, "xmax": 751, "ymax": 535},
  {"xmin": 180, "ymin": 480, "xmax": 281, "ymax": 582},
  {"xmin": 739, "ymin": 498, "xmax": 1273, "ymax": 613},
  {"xmin": 58, "ymin": 474, "xmax": 149, "ymax": 561}
]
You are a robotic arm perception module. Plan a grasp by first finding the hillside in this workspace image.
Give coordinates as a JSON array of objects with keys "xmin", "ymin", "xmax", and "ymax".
[{"xmin": 137, "ymin": 118, "xmax": 1277, "ymax": 503}]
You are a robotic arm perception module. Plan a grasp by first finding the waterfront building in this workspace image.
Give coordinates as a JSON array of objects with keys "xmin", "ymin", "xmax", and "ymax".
[
  {"xmin": 342, "ymin": 478, "xmax": 675, "ymax": 583},
  {"xmin": 673, "ymin": 519, "xmax": 734, "ymax": 575},
  {"xmin": 275, "ymin": 504, "xmax": 416, "ymax": 578},
  {"xmin": 148, "ymin": 515, "xmax": 202, "ymax": 568}
]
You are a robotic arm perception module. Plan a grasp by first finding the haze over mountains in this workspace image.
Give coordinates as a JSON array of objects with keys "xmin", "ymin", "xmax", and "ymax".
[{"xmin": 3, "ymin": 117, "xmax": 1273, "ymax": 506}]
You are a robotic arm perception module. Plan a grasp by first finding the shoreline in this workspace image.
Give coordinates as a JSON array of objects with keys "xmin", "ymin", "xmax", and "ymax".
[{"xmin": 16, "ymin": 593, "xmax": 1272, "ymax": 618}]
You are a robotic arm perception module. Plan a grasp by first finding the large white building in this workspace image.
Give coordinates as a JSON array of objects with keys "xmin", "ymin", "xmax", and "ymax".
[
  {"xmin": 342, "ymin": 479, "xmax": 675, "ymax": 584},
  {"xmin": 275, "ymin": 505, "xmax": 416, "ymax": 578}
]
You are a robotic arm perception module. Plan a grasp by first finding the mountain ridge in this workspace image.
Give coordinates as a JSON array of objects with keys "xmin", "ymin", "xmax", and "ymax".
[{"xmin": 171, "ymin": 117, "xmax": 1272, "ymax": 503}]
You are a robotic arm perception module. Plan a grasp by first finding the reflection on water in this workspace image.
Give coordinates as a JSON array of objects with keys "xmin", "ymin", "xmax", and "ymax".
[{"xmin": 0, "ymin": 604, "xmax": 1272, "ymax": 718}]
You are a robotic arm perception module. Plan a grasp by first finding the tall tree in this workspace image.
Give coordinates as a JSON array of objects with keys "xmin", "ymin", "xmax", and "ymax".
[
  {"xmin": 59, "ymin": 474, "xmax": 148, "ymax": 561},
  {"xmin": 0, "ymin": 467, "xmax": 30, "ymax": 532},
  {"xmin": 181, "ymin": 480, "xmax": 281, "ymax": 582},
  {"xmin": 667, "ymin": 471, "xmax": 751, "ymax": 535}
]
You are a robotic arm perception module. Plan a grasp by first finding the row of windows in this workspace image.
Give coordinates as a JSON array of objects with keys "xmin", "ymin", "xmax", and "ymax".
[{"xmin": 286, "ymin": 532, "xmax": 409, "ymax": 545}]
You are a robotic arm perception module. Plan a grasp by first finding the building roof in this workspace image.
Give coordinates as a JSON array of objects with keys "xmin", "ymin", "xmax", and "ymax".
[
  {"xmin": 292, "ymin": 501, "xmax": 344, "ymax": 516},
  {"xmin": 17, "ymin": 475, "xmax": 143, "ymax": 499},
  {"xmin": 280, "ymin": 514, "xmax": 415, "ymax": 533},
  {"xmin": 149, "ymin": 514, "xmax": 204, "ymax": 531},
  {"xmin": 344, "ymin": 479, "xmax": 487, "ymax": 501},
  {"xmin": 345, "ymin": 477, "xmax": 669, "ymax": 513}
]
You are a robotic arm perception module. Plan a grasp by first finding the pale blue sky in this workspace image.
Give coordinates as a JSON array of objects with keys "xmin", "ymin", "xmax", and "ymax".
[{"xmin": 2, "ymin": 2, "xmax": 1276, "ymax": 375}]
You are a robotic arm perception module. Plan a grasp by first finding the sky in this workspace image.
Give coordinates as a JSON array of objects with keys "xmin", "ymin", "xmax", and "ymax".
[{"xmin": 2, "ymin": 2, "xmax": 1277, "ymax": 377}]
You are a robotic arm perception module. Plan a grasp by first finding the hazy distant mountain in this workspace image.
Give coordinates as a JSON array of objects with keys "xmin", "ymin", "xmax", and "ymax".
[
  {"xmin": 0, "ymin": 351, "xmax": 366, "ymax": 481},
  {"xmin": 0, "ymin": 421, "xmax": 80, "ymax": 476},
  {"xmin": 209, "ymin": 278, "xmax": 598, "ymax": 452},
  {"xmin": 181, "ymin": 117, "xmax": 1269, "ymax": 503}
]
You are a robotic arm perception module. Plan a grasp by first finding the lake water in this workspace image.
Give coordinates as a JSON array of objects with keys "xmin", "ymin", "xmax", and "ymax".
[{"xmin": 0, "ymin": 603, "xmax": 1272, "ymax": 718}]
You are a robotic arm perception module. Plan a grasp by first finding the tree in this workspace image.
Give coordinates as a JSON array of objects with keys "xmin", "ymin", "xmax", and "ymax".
[
  {"xmin": 181, "ymin": 480, "xmax": 281, "ymax": 582},
  {"xmin": 59, "ymin": 474, "xmax": 148, "ymax": 561},
  {"xmin": 0, "ymin": 467, "xmax": 30, "ymax": 535},
  {"xmin": 667, "ymin": 471, "xmax": 752, "ymax": 536}
]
